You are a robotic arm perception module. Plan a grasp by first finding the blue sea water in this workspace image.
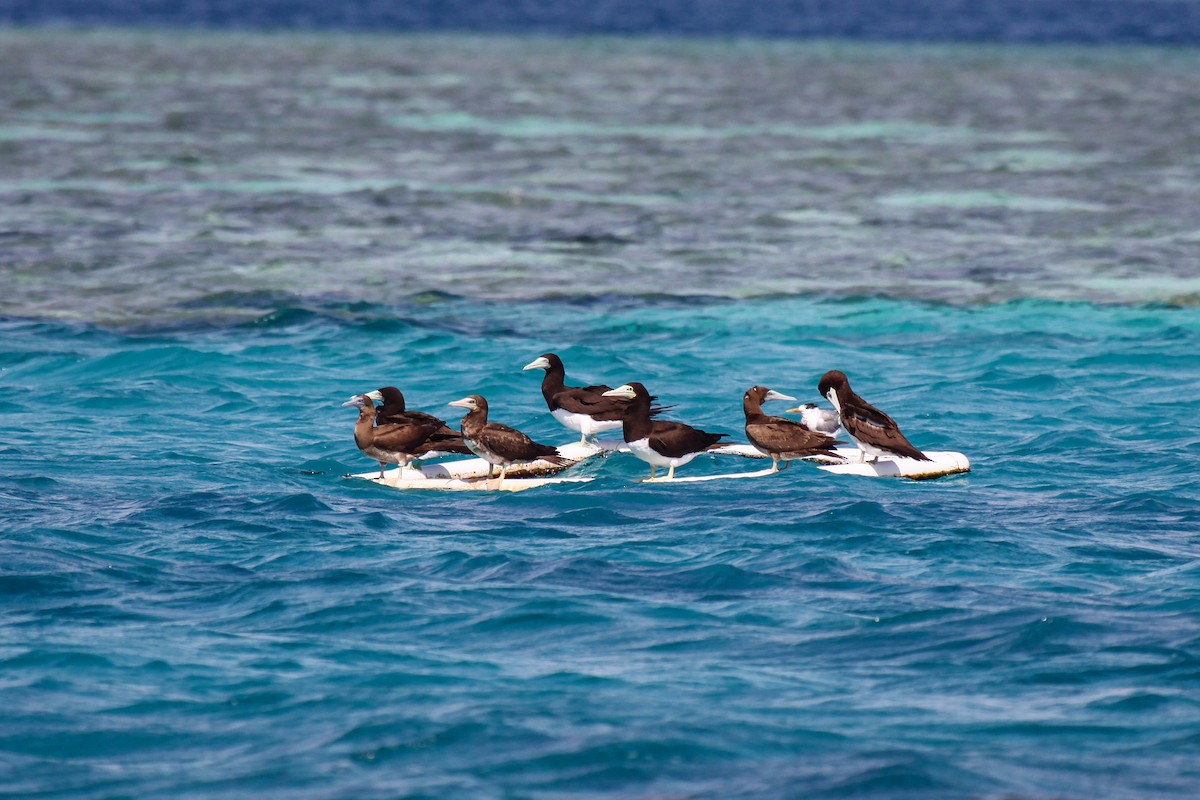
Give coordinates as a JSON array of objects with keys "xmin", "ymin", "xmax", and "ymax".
[
  {"xmin": 5, "ymin": 0, "xmax": 1200, "ymax": 44},
  {"xmin": 3, "ymin": 28, "xmax": 1200, "ymax": 800},
  {"xmin": 5, "ymin": 296, "xmax": 1200, "ymax": 799}
]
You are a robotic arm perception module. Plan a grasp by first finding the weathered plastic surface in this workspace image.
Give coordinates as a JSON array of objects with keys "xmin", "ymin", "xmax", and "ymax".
[
  {"xmin": 350, "ymin": 471, "xmax": 595, "ymax": 493},
  {"xmin": 642, "ymin": 467, "xmax": 780, "ymax": 484},
  {"xmin": 817, "ymin": 449, "xmax": 971, "ymax": 480},
  {"xmin": 348, "ymin": 440, "xmax": 612, "ymax": 491},
  {"xmin": 348, "ymin": 439, "xmax": 968, "ymax": 491},
  {"xmin": 709, "ymin": 443, "xmax": 970, "ymax": 479}
]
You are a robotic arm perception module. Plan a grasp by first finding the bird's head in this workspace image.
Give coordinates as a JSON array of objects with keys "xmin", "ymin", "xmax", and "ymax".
[
  {"xmin": 600, "ymin": 383, "xmax": 638, "ymax": 400},
  {"xmin": 817, "ymin": 371, "xmax": 850, "ymax": 411},
  {"xmin": 448, "ymin": 395, "xmax": 484, "ymax": 412},
  {"xmin": 522, "ymin": 353, "xmax": 560, "ymax": 372},
  {"xmin": 745, "ymin": 385, "xmax": 796, "ymax": 405}
]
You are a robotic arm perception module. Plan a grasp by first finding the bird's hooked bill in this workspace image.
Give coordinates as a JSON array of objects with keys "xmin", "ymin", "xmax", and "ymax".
[{"xmin": 601, "ymin": 384, "xmax": 636, "ymax": 399}]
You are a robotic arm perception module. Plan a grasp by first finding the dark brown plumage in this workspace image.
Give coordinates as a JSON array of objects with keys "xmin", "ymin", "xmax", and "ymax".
[
  {"xmin": 368, "ymin": 385, "xmax": 411, "ymax": 424},
  {"xmin": 817, "ymin": 370, "xmax": 931, "ymax": 462},
  {"xmin": 448, "ymin": 394, "xmax": 570, "ymax": 486},
  {"xmin": 742, "ymin": 385, "xmax": 841, "ymax": 472},
  {"xmin": 523, "ymin": 353, "xmax": 669, "ymax": 443},
  {"xmin": 601, "ymin": 382, "xmax": 727, "ymax": 480},
  {"xmin": 365, "ymin": 387, "xmax": 470, "ymax": 456},
  {"xmin": 343, "ymin": 393, "xmax": 461, "ymax": 479}
]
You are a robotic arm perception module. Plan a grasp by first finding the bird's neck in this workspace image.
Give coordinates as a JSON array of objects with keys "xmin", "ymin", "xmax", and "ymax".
[
  {"xmin": 460, "ymin": 407, "xmax": 488, "ymax": 438},
  {"xmin": 354, "ymin": 410, "xmax": 376, "ymax": 449},
  {"xmin": 621, "ymin": 393, "xmax": 653, "ymax": 441},
  {"xmin": 541, "ymin": 365, "xmax": 567, "ymax": 403}
]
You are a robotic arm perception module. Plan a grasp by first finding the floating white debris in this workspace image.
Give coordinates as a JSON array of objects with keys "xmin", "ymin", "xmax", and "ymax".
[
  {"xmin": 348, "ymin": 439, "xmax": 614, "ymax": 491},
  {"xmin": 709, "ymin": 443, "xmax": 970, "ymax": 480}
]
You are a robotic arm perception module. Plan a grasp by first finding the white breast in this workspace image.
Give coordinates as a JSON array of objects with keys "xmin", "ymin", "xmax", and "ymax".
[
  {"xmin": 551, "ymin": 408, "xmax": 622, "ymax": 436},
  {"xmin": 627, "ymin": 437, "xmax": 700, "ymax": 468}
]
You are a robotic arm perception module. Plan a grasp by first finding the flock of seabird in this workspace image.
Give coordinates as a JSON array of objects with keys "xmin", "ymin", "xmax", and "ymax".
[{"xmin": 343, "ymin": 354, "xmax": 930, "ymax": 487}]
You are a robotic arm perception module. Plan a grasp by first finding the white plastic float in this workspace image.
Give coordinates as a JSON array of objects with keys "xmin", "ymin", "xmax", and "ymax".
[
  {"xmin": 709, "ymin": 443, "xmax": 970, "ymax": 480},
  {"xmin": 349, "ymin": 439, "xmax": 969, "ymax": 492},
  {"xmin": 642, "ymin": 466, "xmax": 780, "ymax": 484},
  {"xmin": 818, "ymin": 449, "xmax": 970, "ymax": 480},
  {"xmin": 349, "ymin": 439, "xmax": 618, "ymax": 493}
]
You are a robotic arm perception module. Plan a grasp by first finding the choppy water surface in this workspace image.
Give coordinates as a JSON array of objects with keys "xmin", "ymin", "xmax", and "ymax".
[
  {"xmin": 3, "ymin": 29, "xmax": 1200, "ymax": 324},
  {"xmin": 2, "ymin": 28, "xmax": 1200, "ymax": 800}
]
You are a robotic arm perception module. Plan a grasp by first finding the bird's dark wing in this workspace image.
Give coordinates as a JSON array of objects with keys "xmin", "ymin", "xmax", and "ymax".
[
  {"xmin": 370, "ymin": 418, "xmax": 445, "ymax": 453},
  {"xmin": 746, "ymin": 416, "xmax": 840, "ymax": 456},
  {"xmin": 377, "ymin": 409, "xmax": 448, "ymax": 428},
  {"xmin": 549, "ymin": 386, "xmax": 626, "ymax": 420},
  {"xmin": 842, "ymin": 402, "xmax": 930, "ymax": 461},
  {"xmin": 414, "ymin": 428, "xmax": 472, "ymax": 456},
  {"xmin": 478, "ymin": 423, "xmax": 561, "ymax": 461},
  {"xmin": 648, "ymin": 421, "xmax": 726, "ymax": 458}
]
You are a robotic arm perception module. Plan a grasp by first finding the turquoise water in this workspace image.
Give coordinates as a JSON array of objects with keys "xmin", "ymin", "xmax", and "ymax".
[
  {"xmin": 5, "ymin": 297, "xmax": 1200, "ymax": 799},
  {"xmin": 3, "ymin": 29, "xmax": 1200, "ymax": 799}
]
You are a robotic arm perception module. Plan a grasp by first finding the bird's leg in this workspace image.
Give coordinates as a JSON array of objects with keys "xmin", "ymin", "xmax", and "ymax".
[
  {"xmin": 579, "ymin": 431, "xmax": 588, "ymax": 445},
  {"xmin": 856, "ymin": 450, "xmax": 866, "ymax": 464},
  {"xmin": 378, "ymin": 462, "xmax": 387, "ymax": 480},
  {"xmin": 667, "ymin": 465, "xmax": 676, "ymax": 480},
  {"xmin": 770, "ymin": 456, "xmax": 780, "ymax": 473},
  {"xmin": 649, "ymin": 465, "xmax": 657, "ymax": 481},
  {"xmin": 494, "ymin": 465, "xmax": 508, "ymax": 490},
  {"xmin": 779, "ymin": 458, "xmax": 791, "ymax": 472}
]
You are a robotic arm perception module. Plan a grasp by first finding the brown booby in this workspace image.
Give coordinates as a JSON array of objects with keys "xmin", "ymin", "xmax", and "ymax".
[
  {"xmin": 343, "ymin": 393, "xmax": 463, "ymax": 480},
  {"xmin": 601, "ymin": 382, "xmax": 727, "ymax": 480},
  {"xmin": 817, "ymin": 370, "xmax": 931, "ymax": 462},
  {"xmin": 522, "ymin": 353, "xmax": 668, "ymax": 444},
  {"xmin": 743, "ymin": 385, "xmax": 842, "ymax": 472},
  {"xmin": 363, "ymin": 387, "xmax": 471, "ymax": 457},
  {"xmin": 447, "ymin": 394, "xmax": 570, "ymax": 487},
  {"xmin": 366, "ymin": 386, "xmax": 417, "ymax": 424}
]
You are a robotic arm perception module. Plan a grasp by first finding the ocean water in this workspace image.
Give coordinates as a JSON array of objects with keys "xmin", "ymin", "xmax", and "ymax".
[
  {"xmin": 5, "ymin": 0, "xmax": 1200, "ymax": 44},
  {"xmin": 3, "ymin": 29, "xmax": 1200, "ymax": 800}
]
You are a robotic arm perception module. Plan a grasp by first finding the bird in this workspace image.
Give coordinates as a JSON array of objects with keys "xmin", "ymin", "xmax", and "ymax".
[
  {"xmin": 362, "ymin": 386, "xmax": 471, "ymax": 458},
  {"xmin": 785, "ymin": 402, "xmax": 842, "ymax": 437},
  {"xmin": 817, "ymin": 370, "xmax": 930, "ymax": 462},
  {"xmin": 522, "ymin": 353, "xmax": 669, "ymax": 444},
  {"xmin": 342, "ymin": 394, "xmax": 466, "ymax": 480},
  {"xmin": 447, "ymin": 394, "xmax": 571, "ymax": 487},
  {"xmin": 601, "ymin": 382, "xmax": 727, "ymax": 480},
  {"xmin": 743, "ymin": 385, "xmax": 842, "ymax": 472},
  {"xmin": 365, "ymin": 386, "xmax": 418, "ymax": 424}
]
